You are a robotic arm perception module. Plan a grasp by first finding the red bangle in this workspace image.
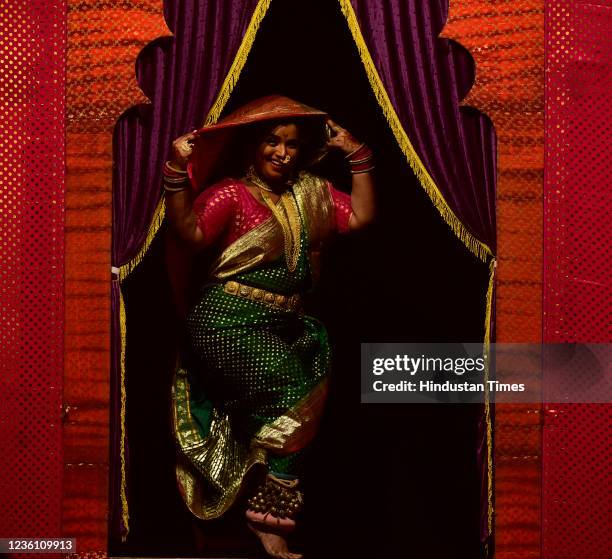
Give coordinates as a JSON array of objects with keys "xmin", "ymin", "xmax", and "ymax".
[
  {"xmin": 350, "ymin": 161, "xmax": 375, "ymax": 173},
  {"xmin": 163, "ymin": 160, "xmax": 188, "ymax": 179},
  {"xmin": 348, "ymin": 144, "xmax": 374, "ymax": 173},
  {"xmin": 344, "ymin": 142, "xmax": 365, "ymax": 159},
  {"xmin": 347, "ymin": 144, "xmax": 373, "ymax": 163}
]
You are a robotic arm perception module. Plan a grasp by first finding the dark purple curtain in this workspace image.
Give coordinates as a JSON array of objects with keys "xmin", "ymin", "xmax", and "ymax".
[
  {"xmin": 112, "ymin": 1, "xmax": 262, "ymax": 264},
  {"xmin": 349, "ymin": 0, "xmax": 496, "ymax": 251},
  {"xmin": 110, "ymin": 0, "xmax": 262, "ymax": 539},
  {"xmin": 349, "ymin": 1, "xmax": 496, "ymax": 543}
]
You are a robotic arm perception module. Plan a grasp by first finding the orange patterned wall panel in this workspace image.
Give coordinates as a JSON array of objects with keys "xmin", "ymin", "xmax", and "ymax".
[
  {"xmin": 64, "ymin": 1, "xmax": 168, "ymax": 553},
  {"xmin": 443, "ymin": 2, "xmax": 544, "ymax": 557}
]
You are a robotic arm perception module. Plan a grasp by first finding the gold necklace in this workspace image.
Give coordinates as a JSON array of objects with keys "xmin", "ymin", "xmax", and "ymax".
[
  {"xmin": 246, "ymin": 168, "xmax": 301, "ymax": 272},
  {"xmin": 260, "ymin": 189, "xmax": 301, "ymax": 272},
  {"xmin": 246, "ymin": 166, "xmax": 275, "ymax": 192}
]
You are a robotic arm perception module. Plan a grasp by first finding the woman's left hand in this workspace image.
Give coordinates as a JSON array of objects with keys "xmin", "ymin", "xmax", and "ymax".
[{"xmin": 325, "ymin": 119, "xmax": 362, "ymax": 156}]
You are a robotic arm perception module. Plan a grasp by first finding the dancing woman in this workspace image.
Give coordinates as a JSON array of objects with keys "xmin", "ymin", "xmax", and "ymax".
[{"xmin": 165, "ymin": 96, "xmax": 375, "ymax": 559}]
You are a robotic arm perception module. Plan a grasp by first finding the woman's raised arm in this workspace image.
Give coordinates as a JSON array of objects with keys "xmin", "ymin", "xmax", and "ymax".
[
  {"xmin": 326, "ymin": 119, "xmax": 376, "ymax": 230},
  {"xmin": 164, "ymin": 132, "xmax": 206, "ymax": 248}
]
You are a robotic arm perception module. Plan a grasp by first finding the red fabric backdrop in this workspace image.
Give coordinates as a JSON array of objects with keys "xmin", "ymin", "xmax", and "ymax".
[
  {"xmin": 543, "ymin": 1, "xmax": 611, "ymax": 557},
  {"xmin": 0, "ymin": 0, "xmax": 65, "ymax": 543}
]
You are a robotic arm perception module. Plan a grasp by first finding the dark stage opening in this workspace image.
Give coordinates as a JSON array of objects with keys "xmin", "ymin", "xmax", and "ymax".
[{"xmin": 114, "ymin": 0, "xmax": 490, "ymax": 558}]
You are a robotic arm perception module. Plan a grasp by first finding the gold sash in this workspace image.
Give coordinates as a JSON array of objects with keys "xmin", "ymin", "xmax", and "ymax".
[{"xmin": 209, "ymin": 172, "xmax": 336, "ymax": 281}]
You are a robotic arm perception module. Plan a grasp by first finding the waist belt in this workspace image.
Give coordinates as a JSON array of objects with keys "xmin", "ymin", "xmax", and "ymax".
[{"xmin": 223, "ymin": 280, "xmax": 302, "ymax": 313}]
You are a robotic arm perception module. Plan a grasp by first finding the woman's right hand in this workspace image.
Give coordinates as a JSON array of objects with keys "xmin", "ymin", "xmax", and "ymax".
[{"xmin": 172, "ymin": 130, "xmax": 198, "ymax": 169}]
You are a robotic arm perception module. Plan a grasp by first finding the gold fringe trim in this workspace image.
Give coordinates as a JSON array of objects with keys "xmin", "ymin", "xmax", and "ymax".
[
  {"xmin": 483, "ymin": 258, "xmax": 496, "ymax": 537},
  {"xmin": 118, "ymin": 196, "xmax": 166, "ymax": 283},
  {"xmin": 203, "ymin": 0, "xmax": 273, "ymax": 126},
  {"xmin": 484, "ymin": 259, "xmax": 496, "ymax": 355},
  {"xmin": 114, "ymin": 158, "xmax": 165, "ymax": 545},
  {"xmin": 118, "ymin": 286, "xmax": 129, "ymax": 540},
  {"xmin": 337, "ymin": 0, "xmax": 492, "ymax": 263}
]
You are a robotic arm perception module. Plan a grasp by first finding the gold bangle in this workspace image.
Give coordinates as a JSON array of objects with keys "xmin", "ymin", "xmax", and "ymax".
[
  {"xmin": 350, "ymin": 165, "xmax": 376, "ymax": 175},
  {"xmin": 165, "ymin": 160, "xmax": 188, "ymax": 174},
  {"xmin": 348, "ymin": 155, "xmax": 374, "ymax": 165},
  {"xmin": 163, "ymin": 175, "xmax": 189, "ymax": 184},
  {"xmin": 344, "ymin": 142, "xmax": 366, "ymax": 160},
  {"xmin": 163, "ymin": 183, "xmax": 189, "ymax": 192}
]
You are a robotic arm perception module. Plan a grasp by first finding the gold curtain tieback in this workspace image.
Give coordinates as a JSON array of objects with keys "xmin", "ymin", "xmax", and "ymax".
[{"xmin": 224, "ymin": 280, "xmax": 302, "ymax": 312}]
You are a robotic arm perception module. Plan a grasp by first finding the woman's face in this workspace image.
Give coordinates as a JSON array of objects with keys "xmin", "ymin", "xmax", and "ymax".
[{"xmin": 253, "ymin": 123, "xmax": 300, "ymax": 184}]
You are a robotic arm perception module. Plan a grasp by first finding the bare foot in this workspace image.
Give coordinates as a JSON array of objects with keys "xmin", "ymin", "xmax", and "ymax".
[{"xmin": 247, "ymin": 522, "xmax": 303, "ymax": 559}]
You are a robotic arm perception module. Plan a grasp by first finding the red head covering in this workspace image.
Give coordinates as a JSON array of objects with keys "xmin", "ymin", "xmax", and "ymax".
[{"xmin": 188, "ymin": 95, "xmax": 328, "ymax": 191}]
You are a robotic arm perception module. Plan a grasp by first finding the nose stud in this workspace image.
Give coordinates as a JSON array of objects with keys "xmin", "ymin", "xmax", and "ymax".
[{"xmin": 281, "ymin": 155, "xmax": 291, "ymax": 164}]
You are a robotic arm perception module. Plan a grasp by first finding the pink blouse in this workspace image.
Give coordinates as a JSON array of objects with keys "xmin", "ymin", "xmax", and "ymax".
[{"xmin": 193, "ymin": 178, "xmax": 352, "ymax": 250}]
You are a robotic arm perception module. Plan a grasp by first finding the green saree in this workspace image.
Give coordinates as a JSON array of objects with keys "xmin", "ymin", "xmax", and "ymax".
[{"xmin": 172, "ymin": 173, "xmax": 337, "ymax": 520}]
